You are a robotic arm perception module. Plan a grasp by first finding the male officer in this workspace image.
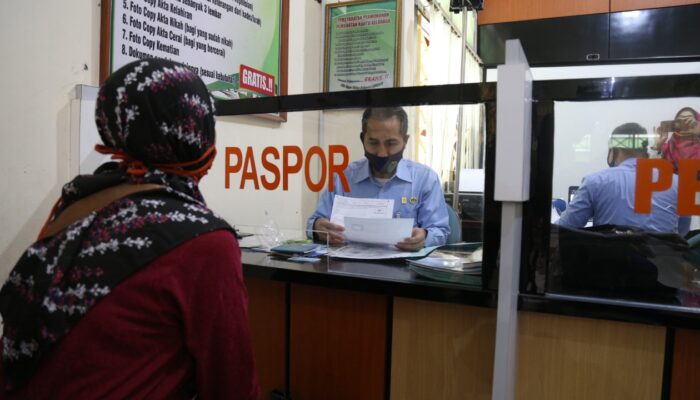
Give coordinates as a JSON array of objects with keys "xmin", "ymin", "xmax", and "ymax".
[{"xmin": 307, "ymin": 107, "xmax": 450, "ymax": 250}]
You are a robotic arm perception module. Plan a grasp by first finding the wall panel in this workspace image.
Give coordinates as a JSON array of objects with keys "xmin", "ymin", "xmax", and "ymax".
[
  {"xmin": 246, "ymin": 278, "xmax": 287, "ymax": 397},
  {"xmin": 670, "ymin": 328, "xmax": 700, "ymax": 399},
  {"xmin": 516, "ymin": 312, "xmax": 666, "ymax": 400},
  {"xmin": 390, "ymin": 297, "xmax": 496, "ymax": 400},
  {"xmin": 289, "ymin": 284, "xmax": 388, "ymax": 400},
  {"xmin": 478, "ymin": 0, "xmax": 608, "ymax": 25}
]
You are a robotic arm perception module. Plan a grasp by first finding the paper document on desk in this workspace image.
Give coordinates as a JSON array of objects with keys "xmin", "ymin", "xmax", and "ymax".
[
  {"xmin": 329, "ymin": 244, "xmax": 438, "ymax": 260},
  {"xmin": 330, "ymin": 195, "xmax": 394, "ymax": 226},
  {"xmin": 344, "ymin": 217, "xmax": 414, "ymax": 245}
]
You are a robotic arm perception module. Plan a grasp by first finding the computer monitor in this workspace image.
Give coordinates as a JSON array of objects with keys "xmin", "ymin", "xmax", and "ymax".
[{"xmin": 459, "ymin": 193, "xmax": 484, "ymax": 221}]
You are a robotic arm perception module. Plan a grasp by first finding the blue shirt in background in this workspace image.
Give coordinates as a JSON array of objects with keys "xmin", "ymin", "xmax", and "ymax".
[
  {"xmin": 557, "ymin": 158, "xmax": 689, "ymax": 235},
  {"xmin": 307, "ymin": 158, "xmax": 450, "ymax": 247}
]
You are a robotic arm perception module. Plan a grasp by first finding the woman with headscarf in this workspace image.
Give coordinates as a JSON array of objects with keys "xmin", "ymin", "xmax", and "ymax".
[
  {"xmin": 658, "ymin": 106, "xmax": 700, "ymax": 173},
  {"xmin": 0, "ymin": 59, "xmax": 260, "ymax": 399}
]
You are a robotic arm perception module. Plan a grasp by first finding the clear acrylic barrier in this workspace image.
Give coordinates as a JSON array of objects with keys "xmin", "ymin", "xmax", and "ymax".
[
  {"xmin": 214, "ymin": 104, "xmax": 487, "ymax": 246},
  {"xmin": 234, "ymin": 224, "xmax": 327, "ymax": 250},
  {"xmin": 234, "ymin": 220, "xmax": 485, "ymax": 288},
  {"xmin": 216, "ymin": 103, "xmax": 490, "ymax": 285},
  {"xmin": 234, "ymin": 224, "xmax": 331, "ymax": 268}
]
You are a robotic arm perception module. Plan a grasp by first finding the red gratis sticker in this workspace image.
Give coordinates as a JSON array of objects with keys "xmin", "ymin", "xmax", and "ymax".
[{"xmin": 240, "ymin": 65, "xmax": 275, "ymax": 96}]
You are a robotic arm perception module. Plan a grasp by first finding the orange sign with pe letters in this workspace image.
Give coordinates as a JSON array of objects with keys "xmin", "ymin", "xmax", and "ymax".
[{"xmin": 635, "ymin": 158, "xmax": 700, "ymax": 216}]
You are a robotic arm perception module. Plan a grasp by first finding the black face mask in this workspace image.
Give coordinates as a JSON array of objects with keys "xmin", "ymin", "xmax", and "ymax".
[{"xmin": 365, "ymin": 149, "xmax": 404, "ymax": 176}]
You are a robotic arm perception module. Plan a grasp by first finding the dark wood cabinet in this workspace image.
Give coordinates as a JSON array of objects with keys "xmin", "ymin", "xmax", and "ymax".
[
  {"xmin": 670, "ymin": 328, "xmax": 700, "ymax": 399},
  {"xmin": 479, "ymin": 13, "xmax": 609, "ymax": 66},
  {"xmin": 246, "ymin": 279, "xmax": 288, "ymax": 397},
  {"xmin": 289, "ymin": 284, "xmax": 389, "ymax": 400},
  {"xmin": 610, "ymin": 5, "xmax": 700, "ymax": 60},
  {"xmin": 247, "ymin": 280, "xmax": 389, "ymax": 400},
  {"xmin": 243, "ymin": 254, "xmax": 699, "ymax": 400},
  {"xmin": 478, "ymin": 4, "xmax": 700, "ymax": 67}
]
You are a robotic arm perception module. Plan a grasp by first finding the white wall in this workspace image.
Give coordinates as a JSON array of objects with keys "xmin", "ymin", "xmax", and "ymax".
[
  {"xmin": 0, "ymin": 1, "xmax": 101, "ymax": 280},
  {"xmin": 0, "ymin": 1, "xmax": 323, "ymax": 281}
]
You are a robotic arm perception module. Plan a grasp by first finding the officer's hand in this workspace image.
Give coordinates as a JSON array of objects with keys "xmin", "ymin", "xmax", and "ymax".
[
  {"xmin": 395, "ymin": 228, "xmax": 426, "ymax": 251},
  {"xmin": 313, "ymin": 218, "xmax": 346, "ymax": 245}
]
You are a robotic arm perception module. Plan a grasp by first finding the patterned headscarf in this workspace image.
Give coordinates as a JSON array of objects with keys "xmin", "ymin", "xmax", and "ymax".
[{"xmin": 0, "ymin": 59, "xmax": 232, "ymax": 390}]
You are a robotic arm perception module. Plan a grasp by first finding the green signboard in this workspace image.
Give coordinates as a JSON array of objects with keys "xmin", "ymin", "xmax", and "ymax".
[
  {"xmin": 107, "ymin": 0, "xmax": 287, "ymax": 100},
  {"xmin": 324, "ymin": 0, "xmax": 401, "ymax": 92}
]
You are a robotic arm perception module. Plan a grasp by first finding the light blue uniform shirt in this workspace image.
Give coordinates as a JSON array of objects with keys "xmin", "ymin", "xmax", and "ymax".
[
  {"xmin": 306, "ymin": 158, "xmax": 450, "ymax": 247},
  {"xmin": 558, "ymin": 158, "xmax": 689, "ymax": 235}
]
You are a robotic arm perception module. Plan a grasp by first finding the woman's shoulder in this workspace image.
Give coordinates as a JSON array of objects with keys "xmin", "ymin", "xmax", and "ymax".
[
  {"xmin": 136, "ymin": 229, "xmax": 240, "ymax": 286},
  {"xmin": 172, "ymin": 229, "xmax": 239, "ymax": 255}
]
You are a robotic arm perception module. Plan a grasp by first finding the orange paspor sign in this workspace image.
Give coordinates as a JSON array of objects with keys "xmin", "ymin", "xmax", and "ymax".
[
  {"xmin": 635, "ymin": 158, "xmax": 700, "ymax": 215},
  {"xmin": 225, "ymin": 145, "xmax": 350, "ymax": 192}
]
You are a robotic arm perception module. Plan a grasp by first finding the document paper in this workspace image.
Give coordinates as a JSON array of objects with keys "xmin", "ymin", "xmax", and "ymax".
[
  {"xmin": 344, "ymin": 217, "xmax": 414, "ymax": 245},
  {"xmin": 329, "ymin": 244, "xmax": 438, "ymax": 260},
  {"xmin": 330, "ymin": 195, "xmax": 394, "ymax": 226}
]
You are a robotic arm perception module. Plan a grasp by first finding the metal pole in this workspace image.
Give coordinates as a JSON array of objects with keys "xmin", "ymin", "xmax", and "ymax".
[
  {"xmin": 491, "ymin": 39, "xmax": 533, "ymax": 400},
  {"xmin": 452, "ymin": 5, "xmax": 468, "ymax": 210}
]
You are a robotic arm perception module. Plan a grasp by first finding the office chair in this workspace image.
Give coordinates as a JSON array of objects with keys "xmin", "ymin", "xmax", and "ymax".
[
  {"xmin": 555, "ymin": 225, "xmax": 681, "ymax": 302},
  {"xmin": 445, "ymin": 203, "xmax": 463, "ymax": 244}
]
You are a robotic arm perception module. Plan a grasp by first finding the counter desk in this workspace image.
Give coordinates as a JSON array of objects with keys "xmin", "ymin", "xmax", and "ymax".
[{"xmin": 242, "ymin": 250, "xmax": 700, "ymax": 400}]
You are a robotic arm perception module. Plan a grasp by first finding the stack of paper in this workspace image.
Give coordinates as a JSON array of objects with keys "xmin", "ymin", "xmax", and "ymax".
[
  {"xmin": 270, "ymin": 243, "xmax": 320, "ymax": 256},
  {"xmin": 328, "ymin": 244, "xmax": 438, "ymax": 260},
  {"xmin": 407, "ymin": 244, "xmax": 483, "ymax": 285}
]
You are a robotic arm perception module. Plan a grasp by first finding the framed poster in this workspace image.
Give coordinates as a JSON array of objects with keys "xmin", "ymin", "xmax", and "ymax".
[
  {"xmin": 99, "ymin": 0, "xmax": 288, "ymax": 118},
  {"xmin": 324, "ymin": 0, "xmax": 401, "ymax": 92}
]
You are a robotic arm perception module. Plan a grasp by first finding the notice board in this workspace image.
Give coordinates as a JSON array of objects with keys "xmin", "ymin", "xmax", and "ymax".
[
  {"xmin": 100, "ymin": 0, "xmax": 288, "ymax": 107},
  {"xmin": 324, "ymin": 0, "xmax": 401, "ymax": 92}
]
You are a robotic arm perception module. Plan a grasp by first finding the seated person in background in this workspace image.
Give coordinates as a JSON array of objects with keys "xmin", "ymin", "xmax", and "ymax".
[
  {"xmin": 0, "ymin": 59, "xmax": 259, "ymax": 399},
  {"xmin": 307, "ymin": 107, "xmax": 450, "ymax": 251},
  {"xmin": 558, "ymin": 122, "xmax": 689, "ymax": 236},
  {"xmin": 657, "ymin": 107, "xmax": 700, "ymax": 173}
]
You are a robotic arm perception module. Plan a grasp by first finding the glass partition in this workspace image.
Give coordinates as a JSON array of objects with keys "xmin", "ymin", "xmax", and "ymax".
[
  {"xmin": 543, "ymin": 97, "xmax": 700, "ymax": 306},
  {"xmin": 213, "ymin": 91, "xmax": 496, "ymax": 289}
]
